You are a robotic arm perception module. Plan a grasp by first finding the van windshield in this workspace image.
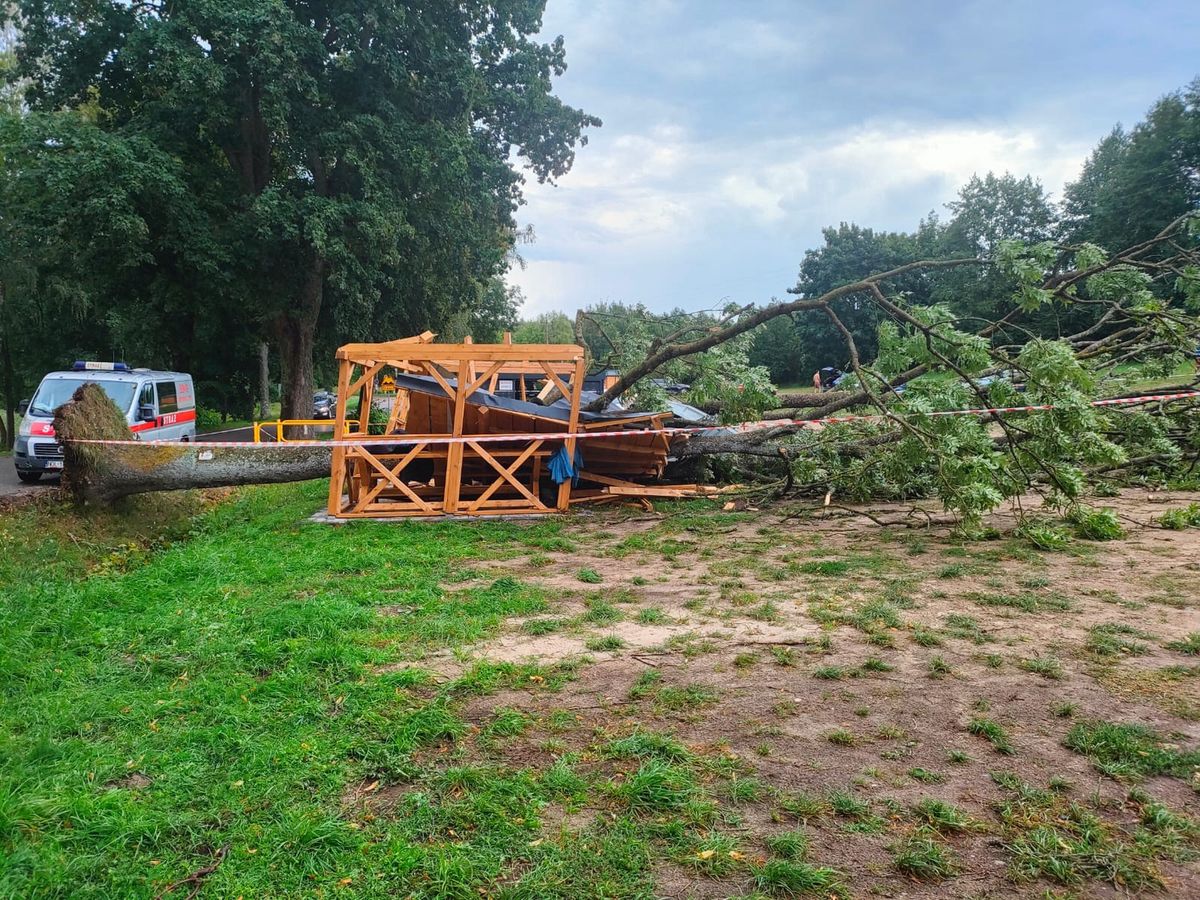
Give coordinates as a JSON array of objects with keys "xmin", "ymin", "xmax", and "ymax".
[{"xmin": 29, "ymin": 378, "xmax": 138, "ymax": 418}]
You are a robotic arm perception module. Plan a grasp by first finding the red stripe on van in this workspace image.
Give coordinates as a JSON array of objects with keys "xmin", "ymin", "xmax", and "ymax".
[{"xmin": 129, "ymin": 408, "xmax": 196, "ymax": 433}]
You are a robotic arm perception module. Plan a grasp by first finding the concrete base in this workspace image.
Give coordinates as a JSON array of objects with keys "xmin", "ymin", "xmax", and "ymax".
[{"xmin": 308, "ymin": 508, "xmax": 580, "ymax": 525}]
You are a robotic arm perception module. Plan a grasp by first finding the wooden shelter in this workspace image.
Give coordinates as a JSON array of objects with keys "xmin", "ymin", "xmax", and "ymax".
[{"xmin": 327, "ymin": 333, "xmax": 673, "ymax": 518}]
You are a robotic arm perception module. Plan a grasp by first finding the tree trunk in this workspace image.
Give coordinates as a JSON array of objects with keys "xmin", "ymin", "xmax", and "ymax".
[
  {"xmin": 70, "ymin": 443, "xmax": 332, "ymax": 506},
  {"xmin": 275, "ymin": 256, "xmax": 325, "ymax": 421},
  {"xmin": 55, "ymin": 382, "xmax": 330, "ymax": 505},
  {"xmin": 258, "ymin": 341, "xmax": 271, "ymax": 419},
  {"xmin": 0, "ymin": 281, "xmax": 15, "ymax": 451}
]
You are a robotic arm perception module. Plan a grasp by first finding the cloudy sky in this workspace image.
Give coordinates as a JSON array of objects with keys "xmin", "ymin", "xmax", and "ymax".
[{"xmin": 509, "ymin": 0, "xmax": 1200, "ymax": 316}]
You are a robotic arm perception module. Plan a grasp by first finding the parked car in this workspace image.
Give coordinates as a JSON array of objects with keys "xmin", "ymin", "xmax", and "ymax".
[
  {"xmin": 15, "ymin": 361, "xmax": 196, "ymax": 483},
  {"xmin": 313, "ymin": 391, "xmax": 335, "ymax": 419}
]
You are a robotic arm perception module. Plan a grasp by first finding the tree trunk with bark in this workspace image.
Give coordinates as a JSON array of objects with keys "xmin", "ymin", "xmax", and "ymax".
[
  {"xmin": 275, "ymin": 256, "xmax": 325, "ymax": 422},
  {"xmin": 258, "ymin": 341, "xmax": 271, "ymax": 419},
  {"xmin": 55, "ymin": 384, "xmax": 329, "ymax": 506},
  {"xmin": 0, "ymin": 281, "xmax": 15, "ymax": 451}
]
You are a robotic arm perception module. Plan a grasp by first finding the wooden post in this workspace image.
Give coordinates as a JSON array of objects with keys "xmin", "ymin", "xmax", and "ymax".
[
  {"xmin": 443, "ymin": 357, "xmax": 469, "ymax": 513},
  {"xmin": 327, "ymin": 359, "xmax": 352, "ymax": 515},
  {"xmin": 463, "ymin": 335, "xmax": 477, "ymax": 387},
  {"xmin": 556, "ymin": 356, "xmax": 586, "ymax": 511}
]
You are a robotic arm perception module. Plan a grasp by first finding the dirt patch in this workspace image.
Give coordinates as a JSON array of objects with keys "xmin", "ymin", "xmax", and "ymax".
[
  {"xmin": 107, "ymin": 772, "xmax": 152, "ymax": 790},
  {"xmin": 340, "ymin": 778, "xmax": 418, "ymax": 821},
  {"xmin": 416, "ymin": 489, "xmax": 1200, "ymax": 897}
]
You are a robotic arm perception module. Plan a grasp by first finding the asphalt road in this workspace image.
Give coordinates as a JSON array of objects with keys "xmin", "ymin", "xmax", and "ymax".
[{"xmin": 0, "ymin": 462, "xmax": 59, "ymax": 497}]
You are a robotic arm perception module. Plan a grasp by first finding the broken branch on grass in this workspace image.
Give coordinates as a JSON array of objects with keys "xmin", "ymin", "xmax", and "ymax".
[{"xmin": 153, "ymin": 844, "xmax": 229, "ymax": 900}]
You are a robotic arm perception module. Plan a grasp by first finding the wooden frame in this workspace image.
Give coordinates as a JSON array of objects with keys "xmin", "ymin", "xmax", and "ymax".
[{"xmin": 328, "ymin": 334, "xmax": 595, "ymax": 518}]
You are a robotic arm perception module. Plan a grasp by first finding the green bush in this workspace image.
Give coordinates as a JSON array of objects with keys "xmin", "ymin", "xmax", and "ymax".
[{"xmin": 195, "ymin": 406, "xmax": 223, "ymax": 430}]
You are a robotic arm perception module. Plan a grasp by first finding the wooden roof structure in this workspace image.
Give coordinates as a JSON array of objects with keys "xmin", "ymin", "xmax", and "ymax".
[{"xmin": 327, "ymin": 333, "xmax": 675, "ymax": 518}]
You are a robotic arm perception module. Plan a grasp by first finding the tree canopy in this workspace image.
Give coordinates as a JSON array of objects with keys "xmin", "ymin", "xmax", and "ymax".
[
  {"xmin": 2, "ymin": 0, "xmax": 598, "ymax": 420},
  {"xmin": 748, "ymin": 82, "xmax": 1200, "ymax": 387}
]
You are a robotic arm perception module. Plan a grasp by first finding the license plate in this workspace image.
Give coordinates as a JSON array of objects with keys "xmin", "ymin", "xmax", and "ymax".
[{"xmin": 45, "ymin": 460, "xmax": 64, "ymax": 470}]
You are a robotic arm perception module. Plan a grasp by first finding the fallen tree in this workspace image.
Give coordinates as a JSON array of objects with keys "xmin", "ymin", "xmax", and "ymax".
[
  {"xmin": 55, "ymin": 215, "xmax": 1200, "ymax": 522},
  {"xmin": 55, "ymin": 385, "xmax": 330, "ymax": 506},
  {"xmin": 637, "ymin": 215, "xmax": 1200, "ymax": 523}
]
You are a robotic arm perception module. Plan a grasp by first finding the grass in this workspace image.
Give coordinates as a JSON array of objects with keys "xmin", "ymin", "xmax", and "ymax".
[
  {"xmin": 910, "ymin": 626, "xmax": 943, "ymax": 647},
  {"xmin": 619, "ymin": 760, "xmax": 698, "ymax": 811},
  {"xmin": 913, "ymin": 799, "xmax": 976, "ymax": 833},
  {"xmin": 812, "ymin": 665, "xmax": 845, "ymax": 680},
  {"xmin": 752, "ymin": 859, "xmax": 844, "ymax": 897},
  {"xmin": 636, "ymin": 606, "xmax": 669, "ymax": 625},
  {"xmin": 968, "ymin": 590, "xmax": 1072, "ymax": 613},
  {"xmin": 943, "ymin": 613, "xmax": 992, "ymax": 643},
  {"xmin": 1018, "ymin": 655, "xmax": 1064, "ymax": 679},
  {"xmin": 1065, "ymin": 720, "xmax": 1200, "ymax": 780},
  {"xmin": 0, "ymin": 482, "xmax": 622, "ymax": 897},
  {"xmin": 585, "ymin": 634, "xmax": 627, "ymax": 652},
  {"xmin": 826, "ymin": 728, "xmax": 859, "ymax": 747},
  {"xmin": 523, "ymin": 616, "xmax": 567, "ymax": 635},
  {"xmin": 1166, "ymin": 632, "xmax": 1200, "ymax": 655},
  {"xmin": 5, "ymin": 476, "xmax": 1194, "ymax": 897},
  {"xmin": 968, "ymin": 716, "xmax": 1015, "ymax": 754},
  {"xmin": 1087, "ymin": 623, "xmax": 1150, "ymax": 657},
  {"xmin": 907, "ymin": 767, "xmax": 945, "ymax": 784},
  {"xmin": 583, "ymin": 595, "xmax": 622, "ymax": 623},
  {"xmin": 893, "ymin": 827, "xmax": 959, "ymax": 880},
  {"xmin": 993, "ymin": 772, "xmax": 1182, "ymax": 889},
  {"xmin": 860, "ymin": 656, "xmax": 893, "ymax": 673},
  {"xmin": 764, "ymin": 829, "xmax": 809, "ymax": 860}
]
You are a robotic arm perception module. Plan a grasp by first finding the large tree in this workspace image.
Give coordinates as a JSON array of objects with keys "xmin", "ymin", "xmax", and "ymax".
[
  {"xmin": 1063, "ymin": 80, "xmax": 1200, "ymax": 251},
  {"xmin": 6, "ymin": 0, "xmax": 598, "ymax": 418}
]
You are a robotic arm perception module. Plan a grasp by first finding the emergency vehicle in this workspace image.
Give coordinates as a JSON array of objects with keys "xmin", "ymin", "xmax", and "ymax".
[{"xmin": 14, "ymin": 362, "xmax": 196, "ymax": 483}]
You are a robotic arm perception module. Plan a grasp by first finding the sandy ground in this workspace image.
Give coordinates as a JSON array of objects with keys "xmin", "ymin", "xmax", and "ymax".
[{"xmin": 397, "ymin": 488, "xmax": 1200, "ymax": 897}]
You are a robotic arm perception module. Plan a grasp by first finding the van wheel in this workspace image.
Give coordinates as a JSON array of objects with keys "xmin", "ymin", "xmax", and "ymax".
[
  {"xmin": 17, "ymin": 471, "xmax": 42, "ymax": 484},
  {"xmin": 180, "ymin": 435, "xmax": 190, "ymax": 443}
]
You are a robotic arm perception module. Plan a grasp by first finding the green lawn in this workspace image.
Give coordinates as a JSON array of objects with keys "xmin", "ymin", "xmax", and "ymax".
[
  {"xmin": 200, "ymin": 402, "xmax": 283, "ymax": 434},
  {"xmin": 5, "ymin": 480, "xmax": 1200, "ymax": 898},
  {"xmin": 0, "ymin": 483, "xmax": 620, "ymax": 898}
]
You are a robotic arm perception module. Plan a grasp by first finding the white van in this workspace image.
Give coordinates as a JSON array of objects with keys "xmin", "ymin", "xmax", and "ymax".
[{"xmin": 14, "ymin": 361, "xmax": 196, "ymax": 483}]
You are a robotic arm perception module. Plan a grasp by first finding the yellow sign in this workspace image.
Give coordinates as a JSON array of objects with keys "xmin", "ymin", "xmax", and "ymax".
[{"xmin": 379, "ymin": 375, "xmax": 397, "ymax": 393}]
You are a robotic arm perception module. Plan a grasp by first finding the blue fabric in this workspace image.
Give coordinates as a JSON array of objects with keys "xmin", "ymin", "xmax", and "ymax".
[{"xmin": 548, "ymin": 446, "xmax": 585, "ymax": 486}]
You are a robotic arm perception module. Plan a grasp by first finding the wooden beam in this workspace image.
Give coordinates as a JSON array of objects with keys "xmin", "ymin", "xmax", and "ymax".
[
  {"xmin": 337, "ymin": 343, "xmax": 584, "ymax": 362},
  {"xmin": 556, "ymin": 357, "xmax": 586, "ymax": 511},
  {"xmin": 464, "ymin": 359, "xmax": 506, "ymax": 397},
  {"xmin": 334, "ymin": 332, "xmax": 435, "ymax": 360},
  {"xmin": 539, "ymin": 362, "xmax": 573, "ymax": 400},
  {"xmin": 327, "ymin": 358, "xmax": 353, "ymax": 515},
  {"xmin": 344, "ymin": 361, "xmax": 384, "ymax": 407},
  {"xmin": 419, "ymin": 361, "xmax": 457, "ymax": 400},
  {"xmin": 442, "ymin": 359, "xmax": 469, "ymax": 513},
  {"xmin": 464, "ymin": 439, "xmax": 546, "ymax": 511},
  {"xmin": 355, "ymin": 444, "xmax": 434, "ymax": 512}
]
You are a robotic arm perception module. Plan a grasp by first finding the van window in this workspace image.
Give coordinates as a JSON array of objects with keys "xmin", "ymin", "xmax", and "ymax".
[
  {"xmin": 156, "ymin": 381, "xmax": 178, "ymax": 414},
  {"xmin": 139, "ymin": 383, "xmax": 154, "ymax": 411},
  {"xmin": 29, "ymin": 378, "xmax": 137, "ymax": 417}
]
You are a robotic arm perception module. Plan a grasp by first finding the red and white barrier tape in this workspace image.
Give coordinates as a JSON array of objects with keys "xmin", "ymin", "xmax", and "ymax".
[{"xmin": 59, "ymin": 389, "xmax": 1200, "ymax": 450}]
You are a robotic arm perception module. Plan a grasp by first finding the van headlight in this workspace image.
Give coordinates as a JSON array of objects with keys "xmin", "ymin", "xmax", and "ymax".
[{"xmin": 18, "ymin": 417, "xmax": 34, "ymax": 437}]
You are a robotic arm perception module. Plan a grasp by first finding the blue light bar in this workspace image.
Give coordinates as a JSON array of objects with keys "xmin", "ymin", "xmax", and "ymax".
[{"xmin": 72, "ymin": 360, "xmax": 131, "ymax": 372}]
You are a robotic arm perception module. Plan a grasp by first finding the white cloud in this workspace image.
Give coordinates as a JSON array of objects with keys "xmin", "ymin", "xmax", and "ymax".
[{"xmin": 511, "ymin": 118, "xmax": 1093, "ymax": 314}]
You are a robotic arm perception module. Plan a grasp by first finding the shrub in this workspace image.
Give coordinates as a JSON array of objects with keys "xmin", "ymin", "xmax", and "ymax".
[{"xmin": 195, "ymin": 406, "xmax": 223, "ymax": 430}]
